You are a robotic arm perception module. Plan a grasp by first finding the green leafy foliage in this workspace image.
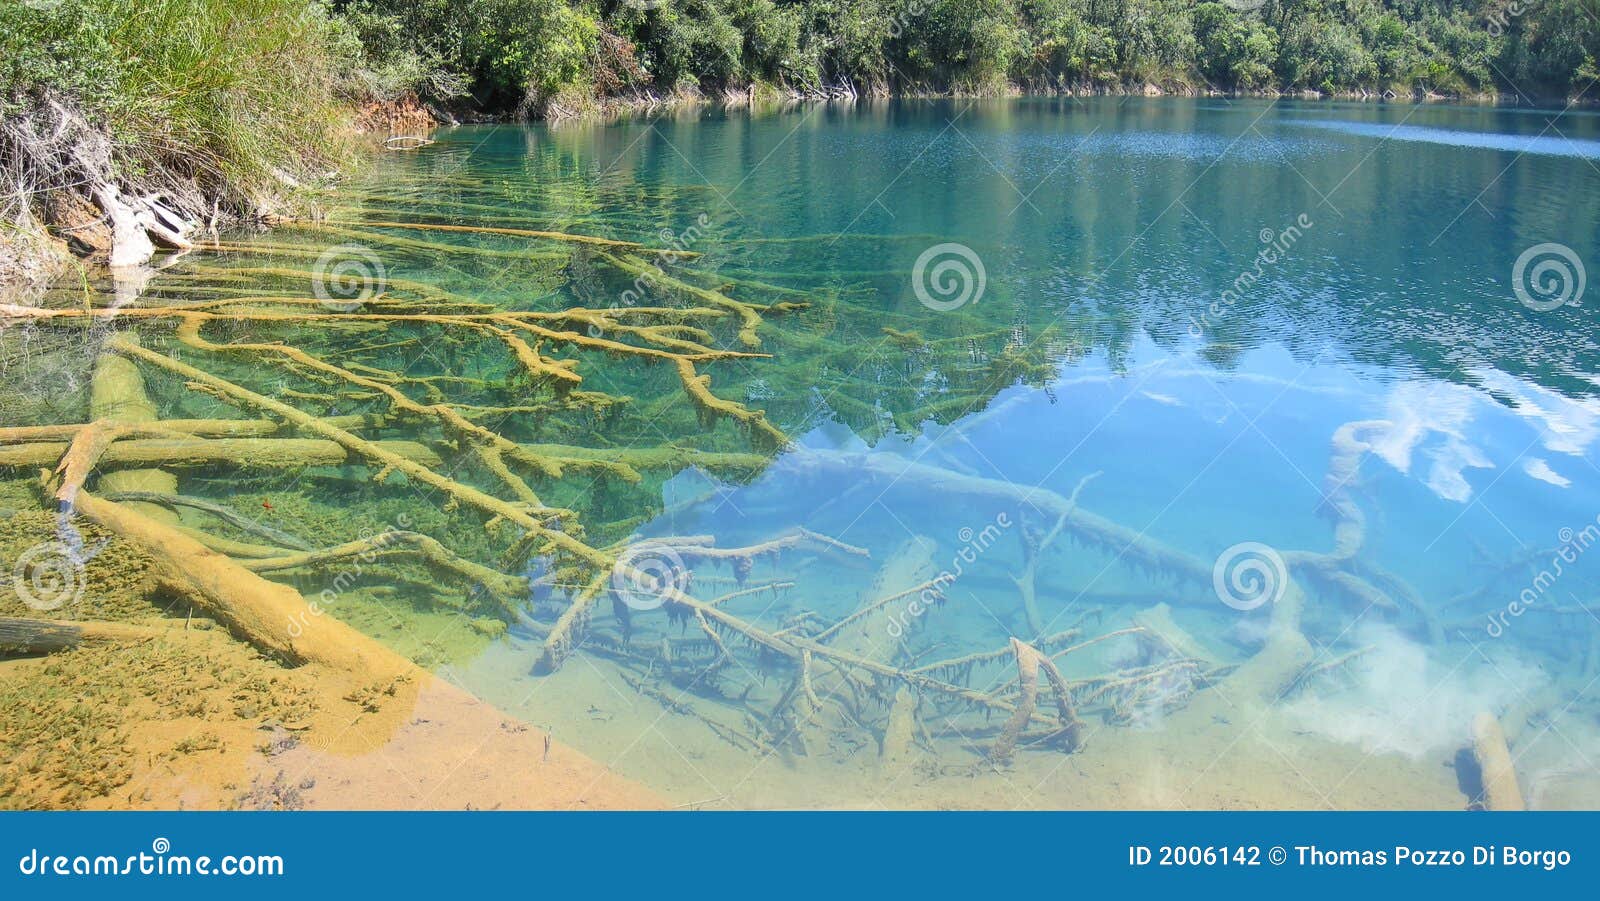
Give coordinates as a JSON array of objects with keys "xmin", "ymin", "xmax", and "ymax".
[{"xmin": 2, "ymin": 0, "xmax": 355, "ymax": 208}]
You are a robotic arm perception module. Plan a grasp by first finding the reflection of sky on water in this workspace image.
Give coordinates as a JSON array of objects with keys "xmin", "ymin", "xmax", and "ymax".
[{"xmin": 1288, "ymin": 119, "xmax": 1600, "ymax": 159}]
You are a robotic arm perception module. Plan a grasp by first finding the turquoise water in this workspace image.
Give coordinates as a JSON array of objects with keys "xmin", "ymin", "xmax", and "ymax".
[
  {"xmin": 9, "ymin": 98, "xmax": 1600, "ymax": 808},
  {"xmin": 437, "ymin": 100, "xmax": 1600, "ymax": 807}
]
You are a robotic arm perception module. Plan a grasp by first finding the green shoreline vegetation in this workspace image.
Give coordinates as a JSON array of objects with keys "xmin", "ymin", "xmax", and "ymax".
[{"xmin": 1, "ymin": 0, "xmax": 1597, "ymax": 281}]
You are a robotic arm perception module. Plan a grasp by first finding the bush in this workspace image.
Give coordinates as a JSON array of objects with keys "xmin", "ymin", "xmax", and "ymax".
[
  {"xmin": 1194, "ymin": 4, "xmax": 1275, "ymax": 89},
  {"xmin": 1, "ymin": 0, "xmax": 355, "ymax": 213}
]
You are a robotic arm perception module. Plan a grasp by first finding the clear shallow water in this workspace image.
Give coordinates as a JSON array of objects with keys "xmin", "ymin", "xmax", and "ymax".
[{"xmin": 7, "ymin": 98, "xmax": 1600, "ymax": 809}]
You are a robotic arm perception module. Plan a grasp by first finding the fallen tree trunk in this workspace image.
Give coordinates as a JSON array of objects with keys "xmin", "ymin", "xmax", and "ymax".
[
  {"xmin": 72, "ymin": 489, "xmax": 413, "ymax": 679},
  {"xmin": 0, "ymin": 414, "xmax": 382, "ymax": 442},
  {"xmin": 0, "ymin": 436, "xmax": 445, "ymax": 471},
  {"xmin": 1132, "ymin": 602, "xmax": 1223, "ymax": 666},
  {"xmin": 87, "ymin": 335, "xmax": 178, "ymax": 522},
  {"xmin": 780, "ymin": 451, "xmax": 1215, "ymax": 586},
  {"xmin": 0, "ymin": 617, "xmax": 163, "ymax": 655},
  {"xmin": 1471, "ymin": 711, "xmax": 1526, "ymax": 811}
]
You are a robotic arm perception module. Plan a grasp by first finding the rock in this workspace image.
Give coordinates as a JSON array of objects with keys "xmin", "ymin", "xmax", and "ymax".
[
  {"xmin": 44, "ymin": 190, "xmax": 112, "ymax": 257},
  {"xmin": 355, "ymin": 93, "xmax": 440, "ymax": 137}
]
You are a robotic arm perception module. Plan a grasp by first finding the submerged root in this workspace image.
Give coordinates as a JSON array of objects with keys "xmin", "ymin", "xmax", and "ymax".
[
  {"xmin": 242, "ymin": 531, "xmax": 528, "ymax": 615},
  {"xmin": 317, "ymin": 219, "xmax": 689, "ymax": 254}
]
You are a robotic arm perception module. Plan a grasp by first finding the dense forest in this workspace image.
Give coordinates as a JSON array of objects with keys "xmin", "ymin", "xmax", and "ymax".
[
  {"xmin": 1, "ymin": 0, "xmax": 1596, "ymax": 279},
  {"xmin": 340, "ymin": 0, "xmax": 1598, "ymax": 111}
]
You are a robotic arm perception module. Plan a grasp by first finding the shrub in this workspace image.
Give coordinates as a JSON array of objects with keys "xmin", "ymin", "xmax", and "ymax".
[{"xmin": 1, "ymin": 0, "xmax": 356, "ymax": 213}]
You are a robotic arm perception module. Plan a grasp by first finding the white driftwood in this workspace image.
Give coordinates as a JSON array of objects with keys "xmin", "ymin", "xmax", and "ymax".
[
  {"xmin": 137, "ymin": 193, "xmax": 194, "ymax": 249},
  {"xmin": 91, "ymin": 182, "xmax": 155, "ymax": 268}
]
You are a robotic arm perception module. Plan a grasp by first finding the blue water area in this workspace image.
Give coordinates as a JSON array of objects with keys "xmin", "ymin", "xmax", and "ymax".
[{"xmin": 12, "ymin": 98, "xmax": 1600, "ymax": 809}]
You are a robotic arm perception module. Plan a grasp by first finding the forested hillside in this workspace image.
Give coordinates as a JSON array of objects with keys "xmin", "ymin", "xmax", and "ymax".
[{"xmin": 338, "ymin": 0, "xmax": 1599, "ymax": 112}]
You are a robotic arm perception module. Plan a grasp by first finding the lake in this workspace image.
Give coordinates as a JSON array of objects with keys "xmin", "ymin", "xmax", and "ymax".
[{"xmin": 3, "ymin": 97, "xmax": 1598, "ymax": 810}]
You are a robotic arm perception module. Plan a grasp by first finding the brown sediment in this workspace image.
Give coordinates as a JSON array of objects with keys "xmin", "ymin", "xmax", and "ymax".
[
  {"xmin": 354, "ymin": 94, "xmax": 439, "ymax": 137},
  {"xmin": 0, "ymin": 617, "xmax": 659, "ymax": 810},
  {"xmin": 46, "ymin": 491, "xmax": 659, "ymax": 807},
  {"xmin": 261, "ymin": 677, "xmax": 661, "ymax": 810}
]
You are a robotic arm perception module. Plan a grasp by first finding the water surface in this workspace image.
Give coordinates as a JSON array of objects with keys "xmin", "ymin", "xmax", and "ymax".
[{"xmin": 5, "ymin": 98, "xmax": 1600, "ymax": 809}]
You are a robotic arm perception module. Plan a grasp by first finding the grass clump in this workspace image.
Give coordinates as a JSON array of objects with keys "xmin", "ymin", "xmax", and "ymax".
[{"xmin": 0, "ymin": 0, "xmax": 360, "ymax": 250}]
